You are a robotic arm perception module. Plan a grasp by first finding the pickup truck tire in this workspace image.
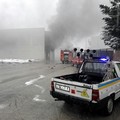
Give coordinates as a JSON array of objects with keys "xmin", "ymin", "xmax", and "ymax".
[{"xmin": 104, "ymin": 97, "xmax": 114, "ymax": 115}]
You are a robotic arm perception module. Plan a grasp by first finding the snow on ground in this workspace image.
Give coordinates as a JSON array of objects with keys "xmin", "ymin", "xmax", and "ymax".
[{"xmin": 0, "ymin": 59, "xmax": 37, "ymax": 63}]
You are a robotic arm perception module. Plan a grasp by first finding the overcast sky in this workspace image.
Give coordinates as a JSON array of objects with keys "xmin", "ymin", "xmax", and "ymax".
[
  {"xmin": 0, "ymin": 0, "xmax": 58, "ymax": 29},
  {"xmin": 0, "ymin": 0, "xmax": 110, "ymax": 30}
]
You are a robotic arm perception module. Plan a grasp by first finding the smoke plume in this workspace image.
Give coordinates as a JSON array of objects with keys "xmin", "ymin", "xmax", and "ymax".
[{"xmin": 47, "ymin": 0, "xmax": 105, "ymax": 50}]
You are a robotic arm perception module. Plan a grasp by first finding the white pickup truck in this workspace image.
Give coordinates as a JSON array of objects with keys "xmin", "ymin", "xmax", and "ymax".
[{"xmin": 50, "ymin": 57, "xmax": 120, "ymax": 115}]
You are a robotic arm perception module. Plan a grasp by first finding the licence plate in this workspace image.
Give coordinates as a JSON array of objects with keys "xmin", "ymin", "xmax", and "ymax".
[{"xmin": 55, "ymin": 84, "xmax": 70, "ymax": 92}]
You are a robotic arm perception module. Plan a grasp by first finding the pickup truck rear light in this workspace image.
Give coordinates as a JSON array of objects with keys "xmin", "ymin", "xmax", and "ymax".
[
  {"xmin": 51, "ymin": 81, "xmax": 54, "ymax": 91},
  {"xmin": 92, "ymin": 89, "xmax": 99, "ymax": 102},
  {"xmin": 71, "ymin": 89, "xmax": 76, "ymax": 94}
]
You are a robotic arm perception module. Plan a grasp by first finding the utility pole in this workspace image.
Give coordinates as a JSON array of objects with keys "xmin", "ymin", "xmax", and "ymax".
[
  {"xmin": 116, "ymin": 3, "xmax": 120, "ymax": 50},
  {"xmin": 117, "ymin": 3, "xmax": 120, "ymax": 27}
]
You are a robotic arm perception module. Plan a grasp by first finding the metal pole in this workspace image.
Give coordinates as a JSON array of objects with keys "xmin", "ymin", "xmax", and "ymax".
[
  {"xmin": 117, "ymin": 4, "xmax": 120, "ymax": 27},
  {"xmin": 117, "ymin": 3, "xmax": 120, "ymax": 50}
]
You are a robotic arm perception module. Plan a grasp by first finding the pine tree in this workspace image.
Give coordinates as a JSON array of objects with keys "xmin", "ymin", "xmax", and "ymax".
[{"xmin": 100, "ymin": 0, "xmax": 120, "ymax": 50}]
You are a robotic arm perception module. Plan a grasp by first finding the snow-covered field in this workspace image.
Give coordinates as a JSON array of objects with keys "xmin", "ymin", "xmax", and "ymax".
[{"xmin": 0, "ymin": 59, "xmax": 38, "ymax": 63}]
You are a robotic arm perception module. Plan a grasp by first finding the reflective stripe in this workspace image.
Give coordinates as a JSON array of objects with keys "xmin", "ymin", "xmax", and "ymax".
[{"xmin": 98, "ymin": 78, "xmax": 120, "ymax": 90}]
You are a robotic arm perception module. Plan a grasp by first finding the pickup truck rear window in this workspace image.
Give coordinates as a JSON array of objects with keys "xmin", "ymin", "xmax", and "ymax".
[{"xmin": 82, "ymin": 62, "xmax": 107, "ymax": 73}]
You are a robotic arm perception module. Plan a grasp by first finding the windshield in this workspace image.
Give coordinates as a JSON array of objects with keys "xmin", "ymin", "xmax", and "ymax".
[
  {"xmin": 64, "ymin": 54, "xmax": 69, "ymax": 59},
  {"xmin": 82, "ymin": 62, "xmax": 107, "ymax": 73}
]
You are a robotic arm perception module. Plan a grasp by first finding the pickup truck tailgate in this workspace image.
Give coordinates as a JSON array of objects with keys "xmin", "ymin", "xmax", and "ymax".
[{"xmin": 53, "ymin": 79, "xmax": 93, "ymax": 101}]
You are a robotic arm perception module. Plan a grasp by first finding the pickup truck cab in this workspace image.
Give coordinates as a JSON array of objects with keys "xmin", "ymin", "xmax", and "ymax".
[{"xmin": 50, "ymin": 57, "xmax": 120, "ymax": 115}]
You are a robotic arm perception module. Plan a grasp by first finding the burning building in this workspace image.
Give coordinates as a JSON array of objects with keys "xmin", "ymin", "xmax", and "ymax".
[{"xmin": 0, "ymin": 28, "xmax": 45, "ymax": 61}]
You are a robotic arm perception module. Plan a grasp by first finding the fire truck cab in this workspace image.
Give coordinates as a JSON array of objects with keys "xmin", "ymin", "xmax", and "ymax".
[{"xmin": 60, "ymin": 50, "xmax": 73, "ymax": 64}]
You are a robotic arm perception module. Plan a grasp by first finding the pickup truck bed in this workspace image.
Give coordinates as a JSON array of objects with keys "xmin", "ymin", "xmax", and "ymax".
[{"xmin": 55, "ymin": 72, "xmax": 104, "ymax": 84}]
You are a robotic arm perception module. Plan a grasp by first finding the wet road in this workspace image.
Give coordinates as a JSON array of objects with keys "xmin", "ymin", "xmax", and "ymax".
[{"xmin": 0, "ymin": 62, "xmax": 120, "ymax": 120}]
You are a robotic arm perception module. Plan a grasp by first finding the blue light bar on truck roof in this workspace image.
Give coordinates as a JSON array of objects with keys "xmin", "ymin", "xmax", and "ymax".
[
  {"xmin": 100, "ymin": 58, "xmax": 108, "ymax": 62},
  {"xmin": 91, "ymin": 57, "xmax": 109, "ymax": 62}
]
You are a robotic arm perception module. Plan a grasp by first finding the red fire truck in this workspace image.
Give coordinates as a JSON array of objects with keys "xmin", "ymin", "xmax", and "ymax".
[{"xmin": 60, "ymin": 50, "xmax": 73, "ymax": 64}]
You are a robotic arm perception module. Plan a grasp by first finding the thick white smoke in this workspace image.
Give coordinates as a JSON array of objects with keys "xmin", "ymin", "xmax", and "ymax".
[{"xmin": 47, "ymin": 0, "xmax": 109, "ymax": 50}]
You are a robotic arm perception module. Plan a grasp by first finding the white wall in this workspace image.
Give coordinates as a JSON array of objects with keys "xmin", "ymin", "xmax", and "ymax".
[{"xmin": 0, "ymin": 28, "xmax": 45, "ymax": 60}]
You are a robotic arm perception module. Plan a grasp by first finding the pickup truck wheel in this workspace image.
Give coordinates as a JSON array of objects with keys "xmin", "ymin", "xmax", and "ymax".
[{"xmin": 104, "ymin": 97, "xmax": 114, "ymax": 115}]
